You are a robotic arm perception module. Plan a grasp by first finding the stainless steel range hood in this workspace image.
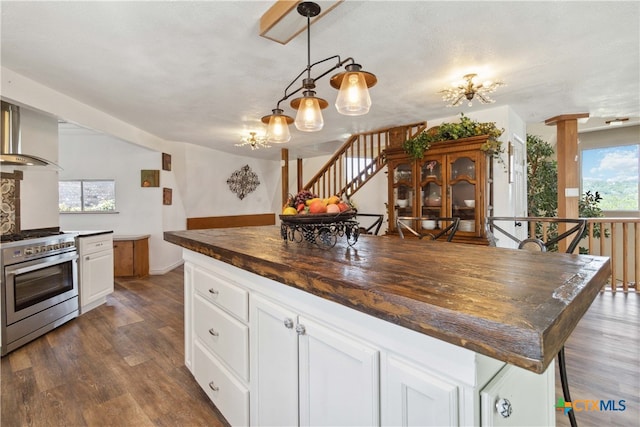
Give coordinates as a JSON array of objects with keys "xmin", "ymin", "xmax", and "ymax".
[{"xmin": 1, "ymin": 101, "xmax": 61, "ymax": 170}]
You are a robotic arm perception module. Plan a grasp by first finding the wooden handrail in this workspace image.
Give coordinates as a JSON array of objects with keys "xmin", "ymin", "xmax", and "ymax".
[{"xmin": 303, "ymin": 122, "xmax": 427, "ymax": 199}]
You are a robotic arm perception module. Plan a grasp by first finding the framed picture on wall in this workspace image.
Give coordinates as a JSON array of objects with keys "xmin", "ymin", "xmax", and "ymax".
[
  {"xmin": 162, "ymin": 153, "xmax": 172, "ymax": 171},
  {"xmin": 163, "ymin": 188, "xmax": 172, "ymax": 205},
  {"xmin": 141, "ymin": 170, "xmax": 160, "ymax": 187}
]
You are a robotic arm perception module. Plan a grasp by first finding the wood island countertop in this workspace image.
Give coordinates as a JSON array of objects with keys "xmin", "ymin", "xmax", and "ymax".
[{"xmin": 164, "ymin": 226, "xmax": 610, "ymax": 374}]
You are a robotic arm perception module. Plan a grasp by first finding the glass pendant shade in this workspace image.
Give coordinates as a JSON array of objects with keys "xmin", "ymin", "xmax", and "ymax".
[
  {"xmin": 265, "ymin": 114, "xmax": 291, "ymax": 143},
  {"xmin": 294, "ymin": 97, "xmax": 324, "ymax": 132},
  {"xmin": 335, "ymin": 71, "xmax": 372, "ymax": 116}
]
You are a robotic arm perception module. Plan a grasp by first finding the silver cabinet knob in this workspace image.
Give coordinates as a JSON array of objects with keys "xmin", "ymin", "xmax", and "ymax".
[
  {"xmin": 208, "ymin": 381, "xmax": 219, "ymax": 392},
  {"xmin": 496, "ymin": 398, "xmax": 512, "ymax": 418},
  {"xmin": 208, "ymin": 328, "xmax": 219, "ymax": 337},
  {"xmin": 295, "ymin": 324, "xmax": 306, "ymax": 336},
  {"xmin": 284, "ymin": 318, "xmax": 294, "ymax": 329},
  {"xmin": 208, "ymin": 288, "xmax": 219, "ymax": 295}
]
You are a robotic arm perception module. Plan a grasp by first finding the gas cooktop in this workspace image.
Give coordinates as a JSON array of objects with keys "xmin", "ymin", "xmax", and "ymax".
[{"xmin": 0, "ymin": 229, "xmax": 67, "ymax": 243}]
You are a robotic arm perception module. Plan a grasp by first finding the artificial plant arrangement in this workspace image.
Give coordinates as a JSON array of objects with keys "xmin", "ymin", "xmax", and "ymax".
[
  {"xmin": 403, "ymin": 113, "xmax": 505, "ymax": 165},
  {"xmin": 526, "ymin": 133, "xmax": 608, "ymax": 253}
]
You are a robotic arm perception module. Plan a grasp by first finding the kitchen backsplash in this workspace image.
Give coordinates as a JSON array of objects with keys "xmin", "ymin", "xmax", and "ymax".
[{"xmin": 1, "ymin": 171, "xmax": 22, "ymax": 235}]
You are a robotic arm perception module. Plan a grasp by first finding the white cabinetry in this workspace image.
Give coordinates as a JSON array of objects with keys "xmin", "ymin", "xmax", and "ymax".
[
  {"xmin": 250, "ymin": 293, "xmax": 298, "ymax": 426},
  {"xmin": 77, "ymin": 233, "xmax": 114, "ymax": 314},
  {"xmin": 250, "ymin": 294, "xmax": 380, "ymax": 426},
  {"xmin": 384, "ymin": 355, "xmax": 459, "ymax": 426},
  {"xmin": 480, "ymin": 362, "xmax": 555, "ymax": 426},
  {"xmin": 182, "ymin": 250, "xmax": 555, "ymax": 427},
  {"xmin": 187, "ymin": 262, "xmax": 249, "ymax": 427}
]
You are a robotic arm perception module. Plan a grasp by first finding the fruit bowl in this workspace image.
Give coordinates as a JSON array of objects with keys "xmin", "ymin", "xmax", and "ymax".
[{"xmin": 279, "ymin": 210, "xmax": 356, "ymax": 224}]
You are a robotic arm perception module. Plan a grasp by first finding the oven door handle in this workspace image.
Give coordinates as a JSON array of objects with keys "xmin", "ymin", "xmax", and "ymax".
[{"xmin": 7, "ymin": 253, "xmax": 78, "ymax": 276}]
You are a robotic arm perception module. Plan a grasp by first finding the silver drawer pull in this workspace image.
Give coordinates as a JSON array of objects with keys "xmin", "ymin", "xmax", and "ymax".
[
  {"xmin": 496, "ymin": 398, "xmax": 512, "ymax": 418},
  {"xmin": 208, "ymin": 288, "xmax": 219, "ymax": 295},
  {"xmin": 208, "ymin": 328, "xmax": 219, "ymax": 337},
  {"xmin": 295, "ymin": 324, "xmax": 306, "ymax": 336},
  {"xmin": 284, "ymin": 318, "xmax": 294, "ymax": 329},
  {"xmin": 208, "ymin": 381, "xmax": 219, "ymax": 392}
]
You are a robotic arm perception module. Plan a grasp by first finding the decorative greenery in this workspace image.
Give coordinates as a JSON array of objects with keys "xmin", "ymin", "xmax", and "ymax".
[
  {"xmin": 526, "ymin": 134, "xmax": 558, "ymax": 217},
  {"xmin": 526, "ymin": 134, "xmax": 608, "ymax": 253},
  {"xmin": 403, "ymin": 114, "xmax": 505, "ymax": 168}
]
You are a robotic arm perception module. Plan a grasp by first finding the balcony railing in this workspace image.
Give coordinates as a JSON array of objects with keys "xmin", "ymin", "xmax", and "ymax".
[
  {"xmin": 487, "ymin": 217, "xmax": 638, "ymax": 293},
  {"xmin": 583, "ymin": 218, "xmax": 639, "ymax": 293}
]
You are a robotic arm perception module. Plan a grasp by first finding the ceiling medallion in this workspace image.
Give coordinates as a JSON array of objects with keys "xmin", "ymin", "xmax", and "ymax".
[
  {"xmin": 440, "ymin": 73, "xmax": 504, "ymax": 107},
  {"xmin": 227, "ymin": 165, "xmax": 260, "ymax": 200},
  {"xmin": 236, "ymin": 132, "xmax": 271, "ymax": 150}
]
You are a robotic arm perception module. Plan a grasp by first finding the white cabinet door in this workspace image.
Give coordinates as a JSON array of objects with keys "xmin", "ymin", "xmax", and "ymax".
[
  {"xmin": 298, "ymin": 316, "xmax": 380, "ymax": 427},
  {"xmin": 250, "ymin": 294, "xmax": 299, "ymax": 427},
  {"xmin": 384, "ymin": 355, "xmax": 459, "ymax": 426},
  {"xmin": 80, "ymin": 250, "xmax": 114, "ymax": 311},
  {"xmin": 480, "ymin": 362, "xmax": 555, "ymax": 426}
]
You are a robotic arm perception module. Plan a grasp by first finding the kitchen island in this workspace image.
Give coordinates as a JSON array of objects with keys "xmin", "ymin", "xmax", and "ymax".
[{"xmin": 165, "ymin": 226, "xmax": 610, "ymax": 426}]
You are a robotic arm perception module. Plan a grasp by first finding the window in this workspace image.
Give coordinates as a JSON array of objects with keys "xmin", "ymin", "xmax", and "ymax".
[
  {"xmin": 581, "ymin": 144, "xmax": 639, "ymax": 211},
  {"xmin": 59, "ymin": 180, "xmax": 116, "ymax": 212}
]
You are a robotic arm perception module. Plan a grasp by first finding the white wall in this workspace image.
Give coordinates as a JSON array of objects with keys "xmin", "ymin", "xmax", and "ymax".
[
  {"xmin": 4, "ymin": 67, "xmax": 282, "ymax": 274},
  {"xmin": 182, "ymin": 143, "xmax": 281, "ymax": 217}
]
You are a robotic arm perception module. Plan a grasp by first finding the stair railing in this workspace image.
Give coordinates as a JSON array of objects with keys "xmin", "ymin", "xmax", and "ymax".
[{"xmin": 303, "ymin": 122, "xmax": 426, "ymax": 199}]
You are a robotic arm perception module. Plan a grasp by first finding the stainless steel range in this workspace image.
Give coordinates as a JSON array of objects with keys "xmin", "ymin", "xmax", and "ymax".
[{"xmin": 1, "ymin": 231, "xmax": 79, "ymax": 356}]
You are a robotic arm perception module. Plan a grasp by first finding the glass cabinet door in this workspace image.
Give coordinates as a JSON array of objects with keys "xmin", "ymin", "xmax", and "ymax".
[
  {"xmin": 449, "ymin": 154, "xmax": 477, "ymax": 233},
  {"xmin": 393, "ymin": 161, "xmax": 414, "ymax": 217},
  {"xmin": 419, "ymin": 158, "xmax": 443, "ymax": 219}
]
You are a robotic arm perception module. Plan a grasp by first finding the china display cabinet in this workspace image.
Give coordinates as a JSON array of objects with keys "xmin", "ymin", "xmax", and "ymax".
[{"xmin": 386, "ymin": 135, "xmax": 493, "ymax": 244}]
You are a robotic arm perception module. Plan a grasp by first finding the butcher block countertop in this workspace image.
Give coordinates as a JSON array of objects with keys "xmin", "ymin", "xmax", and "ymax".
[{"xmin": 164, "ymin": 226, "xmax": 610, "ymax": 374}]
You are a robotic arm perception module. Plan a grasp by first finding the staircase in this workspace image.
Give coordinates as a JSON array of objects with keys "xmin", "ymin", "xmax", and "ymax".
[{"xmin": 303, "ymin": 122, "xmax": 426, "ymax": 199}]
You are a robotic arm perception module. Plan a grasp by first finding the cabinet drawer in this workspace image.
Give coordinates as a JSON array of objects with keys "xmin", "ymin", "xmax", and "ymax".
[
  {"xmin": 193, "ymin": 267, "xmax": 248, "ymax": 321},
  {"xmin": 79, "ymin": 234, "xmax": 113, "ymax": 255},
  {"xmin": 193, "ymin": 340, "xmax": 249, "ymax": 427},
  {"xmin": 194, "ymin": 294, "xmax": 249, "ymax": 381}
]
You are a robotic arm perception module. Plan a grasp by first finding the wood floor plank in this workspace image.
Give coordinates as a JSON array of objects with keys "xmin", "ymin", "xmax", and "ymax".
[
  {"xmin": 1, "ymin": 267, "xmax": 227, "ymax": 426},
  {"xmin": 2, "ymin": 266, "xmax": 636, "ymax": 426},
  {"xmin": 555, "ymin": 291, "xmax": 639, "ymax": 427}
]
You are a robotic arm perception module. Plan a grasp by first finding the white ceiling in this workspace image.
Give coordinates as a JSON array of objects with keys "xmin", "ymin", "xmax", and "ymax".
[{"xmin": 1, "ymin": 1, "xmax": 639, "ymax": 160}]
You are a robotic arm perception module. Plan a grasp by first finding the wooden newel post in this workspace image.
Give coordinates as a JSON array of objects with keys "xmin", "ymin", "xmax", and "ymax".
[
  {"xmin": 545, "ymin": 113, "xmax": 589, "ymax": 252},
  {"xmin": 281, "ymin": 148, "xmax": 289, "ymax": 208},
  {"xmin": 297, "ymin": 158, "xmax": 303, "ymax": 193}
]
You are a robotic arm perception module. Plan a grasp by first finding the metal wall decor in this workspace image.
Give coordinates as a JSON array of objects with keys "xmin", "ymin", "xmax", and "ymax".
[{"xmin": 227, "ymin": 165, "xmax": 260, "ymax": 200}]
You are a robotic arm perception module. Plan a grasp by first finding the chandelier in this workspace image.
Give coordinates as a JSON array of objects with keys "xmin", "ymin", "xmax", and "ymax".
[
  {"xmin": 236, "ymin": 132, "xmax": 271, "ymax": 150},
  {"xmin": 261, "ymin": 1, "xmax": 377, "ymax": 143},
  {"xmin": 440, "ymin": 73, "xmax": 504, "ymax": 107}
]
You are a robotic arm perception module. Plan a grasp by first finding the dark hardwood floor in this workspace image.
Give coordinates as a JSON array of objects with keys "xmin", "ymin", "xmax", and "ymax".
[
  {"xmin": 1, "ymin": 267, "xmax": 228, "ymax": 427},
  {"xmin": 2, "ymin": 267, "xmax": 638, "ymax": 426},
  {"xmin": 555, "ymin": 290, "xmax": 639, "ymax": 427}
]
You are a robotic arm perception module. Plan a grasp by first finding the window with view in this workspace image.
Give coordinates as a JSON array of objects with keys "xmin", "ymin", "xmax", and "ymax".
[
  {"xmin": 581, "ymin": 144, "xmax": 639, "ymax": 211},
  {"xmin": 59, "ymin": 180, "xmax": 116, "ymax": 212}
]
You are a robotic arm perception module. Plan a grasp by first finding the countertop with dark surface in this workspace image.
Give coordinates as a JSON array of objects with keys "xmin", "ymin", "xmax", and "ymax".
[
  {"xmin": 66, "ymin": 230, "xmax": 114, "ymax": 238},
  {"xmin": 164, "ymin": 226, "xmax": 611, "ymax": 373}
]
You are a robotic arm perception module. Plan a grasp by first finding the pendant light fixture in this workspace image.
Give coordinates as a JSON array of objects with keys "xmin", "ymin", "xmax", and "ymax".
[{"xmin": 261, "ymin": 1, "xmax": 377, "ymax": 143}]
